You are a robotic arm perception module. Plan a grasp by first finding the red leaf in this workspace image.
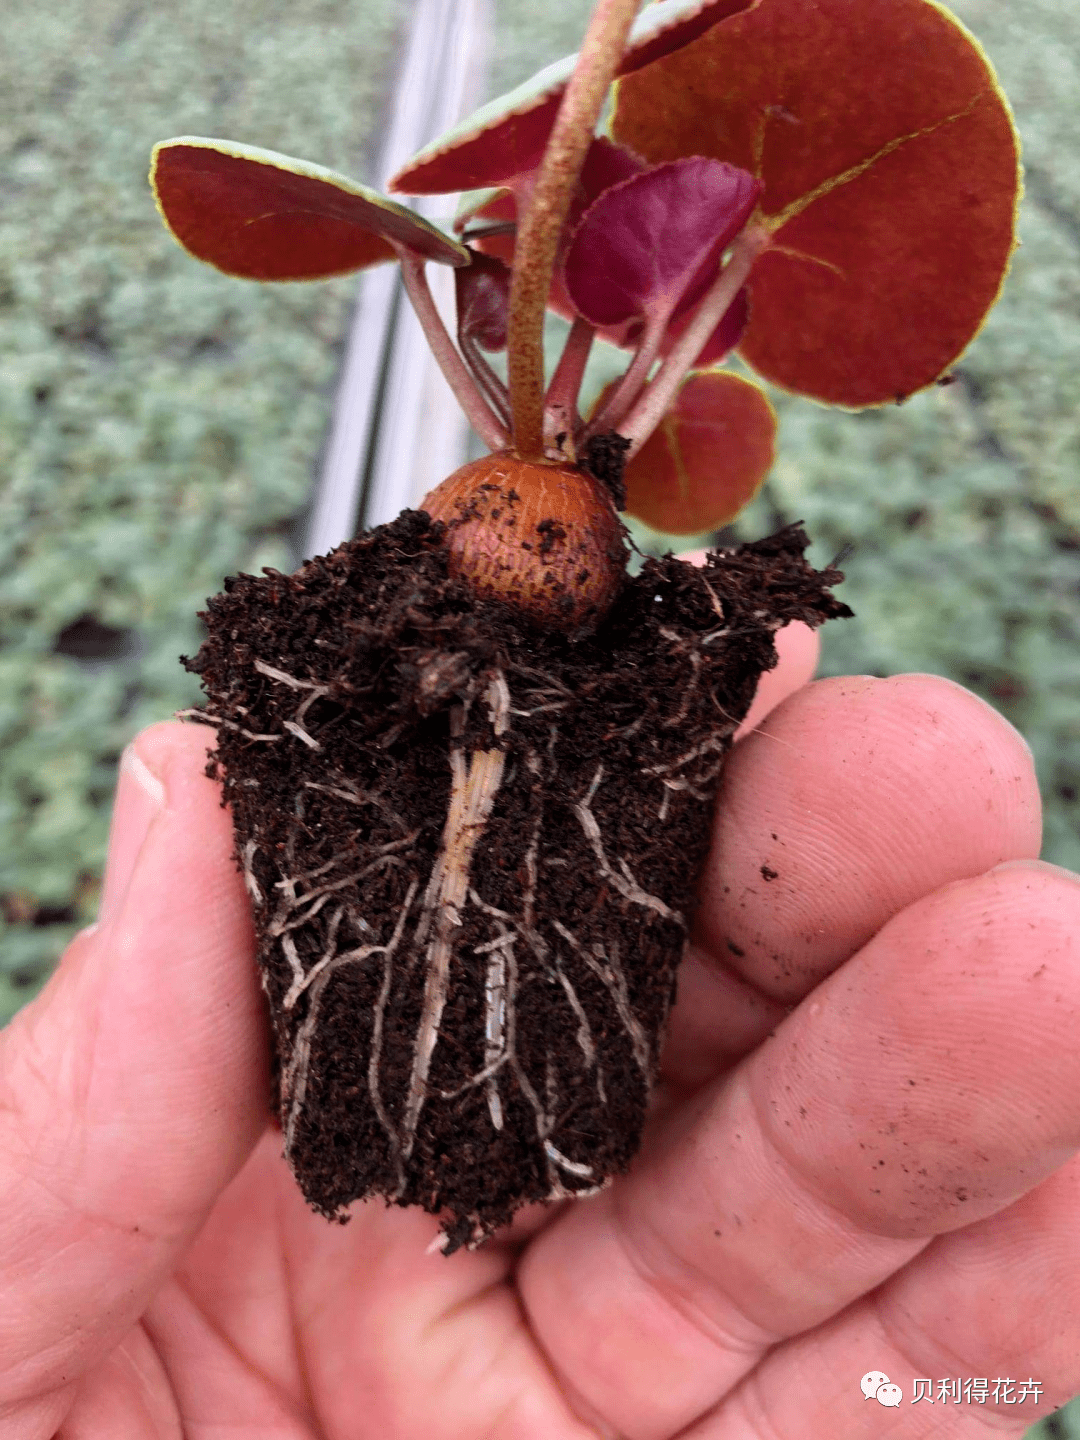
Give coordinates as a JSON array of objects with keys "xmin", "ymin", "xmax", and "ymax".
[
  {"xmin": 151, "ymin": 138, "xmax": 467, "ymax": 281},
  {"xmin": 564, "ymin": 158, "xmax": 760, "ymax": 328},
  {"xmin": 619, "ymin": 370, "xmax": 775, "ymax": 533},
  {"xmin": 454, "ymin": 144, "xmax": 647, "ymax": 337},
  {"xmin": 454, "ymin": 138, "xmax": 645, "ymax": 246},
  {"xmin": 613, "ymin": 0, "xmax": 1021, "ymax": 406},
  {"xmin": 455, "ymin": 250, "xmax": 511, "ymax": 351},
  {"xmin": 390, "ymin": 0, "xmax": 758, "ymax": 196}
]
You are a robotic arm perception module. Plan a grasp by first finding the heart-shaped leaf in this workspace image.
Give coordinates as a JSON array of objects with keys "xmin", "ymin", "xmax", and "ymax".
[
  {"xmin": 564, "ymin": 157, "xmax": 760, "ymax": 327},
  {"xmin": 617, "ymin": 370, "xmax": 775, "ymax": 533},
  {"xmin": 151, "ymin": 137, "xmax": 469, "ymax": 281},
  {"xmin": 613, "ymin": 0, "xmax": 1020, "ymax": 406},
  {"xmin": 457, "ymin": 152, "xmax": 750, "ymax": 369},
  {"xmin": 389, "ymin": 0, "xmax": 758, "ymax": 197}
]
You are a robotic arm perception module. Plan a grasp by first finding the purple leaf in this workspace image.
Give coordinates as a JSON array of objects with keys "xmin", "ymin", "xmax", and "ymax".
[
  {"xmin": 563, "ymin": 157, "xmax": 761, "ymax": 329},
  {"xmin": 578, "ymin": 137, "xmax": 648, "ymax": 207},
  {"xmin": 455, "ymin": 249, "xmax": 511, "ymax": 351}
]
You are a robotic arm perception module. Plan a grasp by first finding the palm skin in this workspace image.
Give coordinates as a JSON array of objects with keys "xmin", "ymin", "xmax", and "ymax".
[{"xmin": 3, "ymin": 625, "xmax": 1079, "ymax": 1440}]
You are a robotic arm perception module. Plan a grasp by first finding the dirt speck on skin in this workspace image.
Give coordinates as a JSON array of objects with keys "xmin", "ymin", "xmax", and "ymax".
[
  {"xmin": 185, "ymin": 511, "xmax": 849, "ymax": 1251},
  {"xmin": 760, "ymin": 864, "xmax": 778, "ymax": 881}
]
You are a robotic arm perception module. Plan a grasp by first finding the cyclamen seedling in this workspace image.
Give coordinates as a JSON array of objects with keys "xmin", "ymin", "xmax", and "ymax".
[{"xmin": 153, "ymin": 0, "xmax": 1019, "ymax": 1251}]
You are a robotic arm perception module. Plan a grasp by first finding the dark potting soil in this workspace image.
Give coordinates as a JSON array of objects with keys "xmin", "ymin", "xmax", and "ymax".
[{"xmin": 185, "ymin": 511, "xmax": 850, "ymax": 1252}]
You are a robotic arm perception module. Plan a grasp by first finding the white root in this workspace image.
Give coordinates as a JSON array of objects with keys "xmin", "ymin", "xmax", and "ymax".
[
  {"xmin": 573, "ymin": 765, "xmax": 685, "ymax": 928},
  {"xmin": 272, "ymin": 651, "xmax": 710, "ymax": 1218},
  {"xmin": 642, "ymin": 735, "xmax": 725, "ymax": 777},
  {"xmin": 553, "ymin": 920, "xmax": 653, "ymax": 1081},
  {"xmin": 553, "ymin": 959, "xmax": 602, "ymax": 1099},
  {"xmin": 281, "ymin": 904, "xmax": 344, "ymax": 1008},
  {"xmin": 282, "ymin": 877, "xmax": 419, "ymax": 1162},
  {"xmin": 254, "ymin": 658, "xmax": 322, "ymax": 691},
  {"xmin": 544, "ymin": 1141, "xmax": 594, "ymax": 1179},
  {"xmin": 241, "ymin": 839, "xmax": 264, "ymax": 906},
  {"xmin": 283, "ymin": 719, "xmax": 322, "ymax": 751},
  {"xmin": 399, "ymin": 674, "xmax": 510, "ymax": 1159},
  {"xmin": 368, "ymin": 877, "xmax": 422, "ymax": 1188},
  {"xmin": 253, "ymin": 658, "xmax": 331, "ymax": 751},
  {"xmin": 482, "ymin": 931, "xmax": 510, "ymax": 1131}
]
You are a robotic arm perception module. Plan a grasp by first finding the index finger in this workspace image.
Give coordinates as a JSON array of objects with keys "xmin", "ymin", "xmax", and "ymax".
[{"xmin": 664, "ymin": 674, "xmax": 1042, "ymax": 1090}]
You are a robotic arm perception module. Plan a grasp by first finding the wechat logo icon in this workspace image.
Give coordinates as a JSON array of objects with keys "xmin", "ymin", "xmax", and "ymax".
[{"xmin": 861, "ymin": 1371, "xmax": 903, "ymax": 1407}]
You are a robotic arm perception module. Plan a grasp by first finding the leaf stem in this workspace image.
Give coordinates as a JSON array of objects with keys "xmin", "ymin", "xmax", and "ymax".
[
  {"xmin": 543, "ymin": 315, "xmax": 596, "ymax": 455},
  {"xmin": 620, "ymin": 226, "xmax": 770, "ymax": 459},
  {"xmin": 459, "ymin": 331, "xmax": 513, "ymax": 430},
  {"xmin": 583, "ymin": 309, "xmax": 667, "ymax": 440},
  {"xmin": 506, "ymin": 0, "xmax": 642, "ymax": 460},
  {"xmin": 396, "ymin": 247, "xmax": 509, "ymax": 453}
]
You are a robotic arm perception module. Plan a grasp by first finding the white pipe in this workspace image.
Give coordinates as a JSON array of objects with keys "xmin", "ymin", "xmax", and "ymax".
[{"xmin": 305, "ymin": 0, "xmax": 493, "ymax": 556}]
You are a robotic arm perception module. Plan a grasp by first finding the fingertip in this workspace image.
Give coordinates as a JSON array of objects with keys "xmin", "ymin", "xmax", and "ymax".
[
  {"xmin": 134, "ymin": 716, "xmax": 220, "ymax": 791},
  {"xmin": 673, "ymin": 549, "xmax": 821, "ymax": 734},
  {"xmin": 734, "ymin": 622, "xmax": 820, "ymax": 740},
  {"xmin": 699, "ymin": 672, "xmax": 1044, "ymax": 1003}
]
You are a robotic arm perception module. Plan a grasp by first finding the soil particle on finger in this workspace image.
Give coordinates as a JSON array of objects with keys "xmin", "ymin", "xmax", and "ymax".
[{"xmin": 185, "ymin": 510, "xmax": 849, "ymax": 1251}]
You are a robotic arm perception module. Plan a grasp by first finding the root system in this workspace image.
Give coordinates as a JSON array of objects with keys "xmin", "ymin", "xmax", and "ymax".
[{"xmin": 186, "ymin": 511, "xmax": 849, "ymax": 1251}]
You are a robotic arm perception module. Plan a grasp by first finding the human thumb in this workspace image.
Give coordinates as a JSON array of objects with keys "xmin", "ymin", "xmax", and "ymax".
[{"xmin": 0, "ymin": 721, "xmax": 267, "ymax": 1427}]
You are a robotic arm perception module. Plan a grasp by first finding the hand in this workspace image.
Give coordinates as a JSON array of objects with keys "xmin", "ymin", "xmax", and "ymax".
[{"xmin": 3, "ymin": 630, "xmax": 1078, "ymax": 1440}]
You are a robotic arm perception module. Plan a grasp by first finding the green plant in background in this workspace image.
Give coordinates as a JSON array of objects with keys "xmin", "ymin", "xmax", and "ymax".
[{"xmin": 0, "ymin": 0, "xmax": 406, "ymax": 1010}]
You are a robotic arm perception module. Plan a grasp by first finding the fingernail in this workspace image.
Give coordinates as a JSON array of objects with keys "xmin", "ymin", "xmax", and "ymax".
[{"xmin": 98, "ymin": 743, "xmax": 167, "ymax": 925}]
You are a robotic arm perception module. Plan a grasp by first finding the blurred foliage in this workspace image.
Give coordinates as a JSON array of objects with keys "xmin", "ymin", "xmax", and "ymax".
[{"xmin": 0, "ymin": 0, "xmax": 405, "ymax": 1009}]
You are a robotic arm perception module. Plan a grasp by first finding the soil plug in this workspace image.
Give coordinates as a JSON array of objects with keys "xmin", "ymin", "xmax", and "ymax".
[{"xmin": 151, "ymin": 0, "xmax": 1020, "ymax": 1251}]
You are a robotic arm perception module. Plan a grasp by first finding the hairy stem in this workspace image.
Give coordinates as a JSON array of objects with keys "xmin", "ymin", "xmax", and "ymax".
[
  {"xmin": 395, "ymin": 247, "xmax": 509, "ymax": 452},
  {"xmin": 543, "ymin": 315, "xmax": 596, "ymax": 456},
  {"xmin": 620, "ymin": 227, "xmax": 770, "ymax": 459},
  {"xmin": 506, "ymin": 0, "xmax": 642, "ymax": 460}
]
